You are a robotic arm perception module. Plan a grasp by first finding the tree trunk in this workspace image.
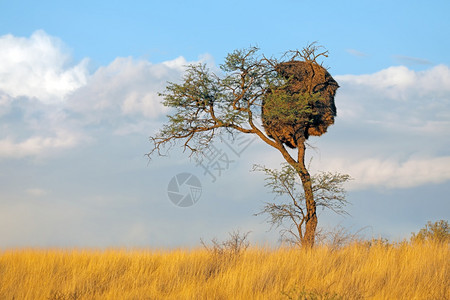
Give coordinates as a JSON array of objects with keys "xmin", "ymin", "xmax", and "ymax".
[{"xmin": 297, "ymin": 141, "xmax": 317, "ymax": 247}]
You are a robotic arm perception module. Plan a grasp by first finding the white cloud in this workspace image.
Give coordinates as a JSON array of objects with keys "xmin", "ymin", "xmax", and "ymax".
[
  {"xmin": 0, "ymin": 130, "xmax": 83, "ymax": 158},
  {"xmin": 0, "ymin": 30, "xmax": 89, "ymax": 103},
  {"xmin": 68, "ymin": 56, "xmax": 189, "ymax": 119},
  {"xmin": 334, "ymin": 65, "xmax": 450, "ymax": 139},
  {"xmin": 320, "ymin": 156, "xmax": 450, "ymax": 190},
  {"xmin": 66, "ymin": 55, "xmax": 212, "ymax": 136},
  {"xmin": 121, "ymin": 91, "xmax": 164, "ymax": 118},
  {"xmin": 336, "ymin": 64, "xmax": 450, "ymax": 102},
  {"xmin": 26, "ymin": 188, "xmax": 48, "ymax": 197},
  {"xmin": 0, "ymin": 31, "xmax": 200, "ymax": 158}
]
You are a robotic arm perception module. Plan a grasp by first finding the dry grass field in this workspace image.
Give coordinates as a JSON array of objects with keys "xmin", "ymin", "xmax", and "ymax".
[{"xmin": 0, "ymin": 240, "xmax": 448, "ymax": 299}]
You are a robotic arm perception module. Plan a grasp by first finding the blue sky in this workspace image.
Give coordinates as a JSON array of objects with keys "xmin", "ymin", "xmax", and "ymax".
[{"xmin": 0, "ymin": 0, "xmax": 449, "ymax": 248}]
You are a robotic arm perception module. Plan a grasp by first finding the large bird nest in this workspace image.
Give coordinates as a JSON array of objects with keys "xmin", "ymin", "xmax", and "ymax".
[{"xmin": 262, "ymin": 60, "xmax": 339, "ymax": 148}]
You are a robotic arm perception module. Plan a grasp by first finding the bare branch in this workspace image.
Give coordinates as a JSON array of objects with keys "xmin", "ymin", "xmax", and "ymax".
[
  {"xmin": 253, "ymin": 163, "xmax": 351, "ymax": 247},
  {"xmin": 286, "ymin": 42, "xmax": 329, "ymax": 65}
]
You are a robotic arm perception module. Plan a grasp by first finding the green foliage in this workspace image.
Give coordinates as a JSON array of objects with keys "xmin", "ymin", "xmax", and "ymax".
[
  {"xmin": 263, "ymin": 90, "xmax": 322, "ymax": 127},
  {"xmin": 312, "ymin": 171, "xmax": 352, "ymax": 215},
  {"xmin": 411, "ymin": 220, "xmax": 449, "ymax": 243},
  {"xmin": 150, "ymin": 47, "xmax": 283, "ymax": 157}
]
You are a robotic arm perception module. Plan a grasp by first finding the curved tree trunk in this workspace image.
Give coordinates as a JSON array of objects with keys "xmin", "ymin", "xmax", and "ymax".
[{"xmin": 297, "ymin": 141, "xmax": 317, "ymax": 247}]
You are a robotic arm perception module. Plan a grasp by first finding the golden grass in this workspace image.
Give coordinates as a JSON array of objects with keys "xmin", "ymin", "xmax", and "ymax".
[{"xmin": 0, "ymin": 242, "xmax": 448, "ymax": 299}]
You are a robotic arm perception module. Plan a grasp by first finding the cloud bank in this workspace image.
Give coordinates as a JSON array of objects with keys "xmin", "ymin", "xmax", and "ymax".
[
  {"xmin": 1, "ymin": 30, "xmax": 449, "ymax": 191},
  {"xmin": 0, "ymin": 31, "xmax": 202, "ymax": 159},
  {"xmin": 309, "ymin": 65, "xmax": 450, "ymax": 189}
]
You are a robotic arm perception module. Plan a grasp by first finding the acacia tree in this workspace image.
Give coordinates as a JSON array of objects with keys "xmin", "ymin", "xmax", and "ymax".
[
  {"xmin": 148, "ymin": 44, "xmax": 339, "ymax": 247},
  {"xmin": 253, "ymin": 164, "xmax": 351, "ymax": 246}
]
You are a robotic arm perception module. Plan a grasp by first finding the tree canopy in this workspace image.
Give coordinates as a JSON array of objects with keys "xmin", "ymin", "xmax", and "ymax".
[{"xmin": 149, "ymin": 44, "xmax": 340, "ymax": 247}]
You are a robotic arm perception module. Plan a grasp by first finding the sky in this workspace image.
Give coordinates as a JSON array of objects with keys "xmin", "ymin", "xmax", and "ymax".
[{"xmin": 0, "ymin": 0, "xmax": 449, "ymax": 248}]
